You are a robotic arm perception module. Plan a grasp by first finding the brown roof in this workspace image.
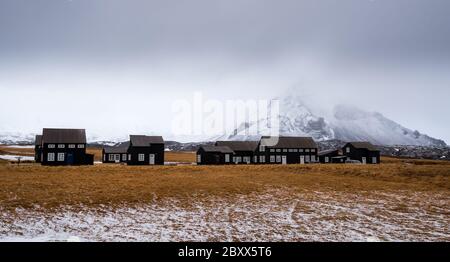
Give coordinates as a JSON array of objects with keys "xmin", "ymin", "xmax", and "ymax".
[
  {"xmin": 35, "ymin": 135, "xmax": 42, "ymax": 146},
  {"xmin": 130, "ymin": 135, "xmax": 164, "ymax": 147},
  {"xmin": 346, "ymin": 142, "xmax": 379, "ymax": 151},
  {"xmin": 103, "ymin": 141, "xmax": 130, "ymax": 154},
  {"xmin": 260, "ymin": 136, "xmax": 317, "ymax": 149},
  {"xmin": 215, "ymin": 141, "xmax": 259, "ymax": 152},
  {"xmin": 200, "ymin": 146, "xmax": 234, "ymax": 154},
  {"xmin": 42, "ymin": 128, "xmax": 86, "ymax": 144}
]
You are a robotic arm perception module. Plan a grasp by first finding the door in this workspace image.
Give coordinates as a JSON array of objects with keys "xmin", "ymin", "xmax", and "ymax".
[
  {"xmin": 67, "ymin": 153, "xmax": 74, "ymax": 165},
  {"xmin": 115, "ymin": 154, "xmax": 120, "ymax": 163},
  {"xmin": 300, "ymin": 155, "xmax": 305, "ymax": 164},
  {"xmin": 282, "ymin": 155, "xmax": 287, "ymax": 165},
  {"xmin": 372, "ymin": 157, "xmax": 377, "ymax": 164},
  {"xmin": 305, "ymin": 155, "xmax": 310, "ymax": 163},
  {"xmin": 362, "ymin": 157, "xmax": 366, "ymax": 164},
  {"xmin": 149, "ymin": 154, "xmax": 155, "ymax": 165}
]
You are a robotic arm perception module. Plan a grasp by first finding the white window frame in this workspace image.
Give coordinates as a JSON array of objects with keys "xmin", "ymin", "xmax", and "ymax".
[
  {"xmin": 299, "ymin": 149, "xmax": 304, "ymax": 152},
  {"xmin": 293, "ymin": 149, "xmax": 298, "ymax": 152},
  {"xmin": 128, "ymin": 154, "xmax": 131, "ymax": 161},
  {"xmin": 243, "ymin": 156, "xmax": 251, "ymax": 164},
  {"xmin": 311, "ymin": 149, "xmax": 316, "ymax": 153},
  {"xmin": 270, "ymin": 155, "xmax": 275, "ymax": 163},
  {"xmin": 283, "ymin": 149, "xmax": 288, "ymax": 152},
  {"xmin": 115, "ymin": 154, "xmax": 120, "ymax": 161},
  {"xmin": 122, "ymin": 154, "xmax": 127, "ymax": 161},
  {"xmin": 138, "ymin": 154, "xmax": 145, "ymax": 162},
  {"xmin": 270, "ymin": 149, "xmax": 275, "ymax": 153},
  {"xmin": 236, "ymin": 156, "xmax": 242, "ymax": 163},
  {"xmin": 58, "ymin": 144, "xmax": 65, "ymax": 149},
  {"xmin": 325, "ymin": 157, "xmax": 329, "ymax": 163},
  {"xmin": 109, "ymin": 154, "xmax": 114, "ymax": 161},
  {"xmin": 48, "ymin": 144, "xmax": 55, "ymax": 148},
  {"xmin": 47, "ymin": 153, "xmax": 55, "ymax": 162},
  {"xmin": 68, "ymin": 144, "xmax": 76, "ymax": 148},
  {"xmin": 260, "ymin": 155, "xmax": 265, "ymax": 163},
  {"xmin": 372, "ymin": 157, "xmax": 377, "ymax": 164},
  {"xmin": 57, "ymin": 153, "xmax": 65, "ymax": 162},
  {"xmin": 197, "ymin": 154, "xmax": 201, "ymax": 163},
  {"xmin": 311, "ymin": 155, "xmax": 316, "ymax": 163},
  {"xmin": 225, "ymin": 154, "xmax": 230, "ymax": 163},
  {"xmin": 254, "ymin": 155, "xmax": 258, "ymax": 163},
  {"xmin": 259, "ymin": 145, "xmax": 265, "ymax": 152},
  {"xmin": 305, "ymin": 149, "xmax": 310, "ymax": 153},
  {"xmin": 276, "ymin": 155, "xmax": 281, "ymax": 163},
  {"xmin": 276, "ymin": 149, "xmax": 281, "ymax": 153},
  {"xmin": 78, "ymin": 144, "xmax": 85, "ymax": 149},
  {"xmin": 346, "ymin": 147, "xmax": 350, "ymax": 153}
]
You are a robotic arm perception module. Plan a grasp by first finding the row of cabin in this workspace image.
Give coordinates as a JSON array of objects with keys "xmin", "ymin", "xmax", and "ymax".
[
  {"xmin": 35, "ymin": 128, "xmax": 94, "ymax": 166},
  {"xmin": 102, "ymin": 135, "xmax": 165, "ymax": 165},
  {"xmin": 197, "ymin": 137, "xmax": 381, "ymax": 165},
  {"xmin": 197, "ymin": 136, "xmax": 319, "ymax": 165}
]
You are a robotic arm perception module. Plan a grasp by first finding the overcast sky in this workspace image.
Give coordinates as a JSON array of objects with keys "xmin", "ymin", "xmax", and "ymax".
[{"xmin": 0, "ymin": 0, "xmax": 449, "ymax": 142}]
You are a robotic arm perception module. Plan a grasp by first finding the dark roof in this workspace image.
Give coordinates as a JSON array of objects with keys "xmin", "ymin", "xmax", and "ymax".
[
  {"xmin": 35, "ymin": 135, "xmax": 42, "ymax": 146},
  {"xmin": 42, "ymin": 128, "xmax": 86, "ymax": 144},
  {"xmin": 215, "ymin": 141, "xmax": 259, "ymax": 152},
  {"xmin": 318, "ymin": 149, "xmax": 341, "ymax": 156},
  {"xmin": 345, "ymin": 142, "xmax": 379, "ymax": 151},
  {"xmin": 103, "ymin": 142, "xmax": 130, "ymax": 154},
  {"xmin": 130, "ymin": 135, "xmax": 164, "ymax": 147},
  {"xmin": 260, "ymin": 136, "xmax": 317, "ymax": 149},
  {"xmin": 199, "ymin": 146, "xmax": 234, "ymax": 154}
]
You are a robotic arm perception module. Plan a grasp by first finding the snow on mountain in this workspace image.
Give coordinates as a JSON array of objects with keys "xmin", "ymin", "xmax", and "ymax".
[
  {"xmin": 0, "ymin": 132, "xmax": 36, "ymax": 145},
  {"xmin": 220, "ymin": 95, "xmax": 446, "ymax": 147}
]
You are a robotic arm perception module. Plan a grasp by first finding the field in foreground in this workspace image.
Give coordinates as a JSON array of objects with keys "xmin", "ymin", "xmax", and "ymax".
[{"xmin": 0, "ymin": 154, "xmax": 449, "ymax": 241}]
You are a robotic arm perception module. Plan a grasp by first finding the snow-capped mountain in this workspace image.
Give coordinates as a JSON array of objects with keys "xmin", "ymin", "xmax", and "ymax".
[{"xmin": 219, "ymin": 95, "xmax": 447, "ymax": 147}]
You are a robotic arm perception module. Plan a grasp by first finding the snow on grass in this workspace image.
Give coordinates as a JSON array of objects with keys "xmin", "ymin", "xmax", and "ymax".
[
  {"xmin": 0, "ymin": 189, "xmax": 448, "ymax": 242},
  {"xmin": 0, "ymin": 155, "xmax": 34, "ymax": 162}
]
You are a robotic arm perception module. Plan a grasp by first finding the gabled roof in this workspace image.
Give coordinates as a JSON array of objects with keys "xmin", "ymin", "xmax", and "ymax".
[
  {"xmin": 130, "ymin": 135, "xmax": 164, "ymax": 147},
  {"xmin": 103, "ymin": 141, "xmax": 130, "ymax": 154},
  {"xmin": 215, "ymin": 141, "xmax": 259, "ymax": 152},
  {"xmin": 199, "ymin": 145, "xmax": 234, "ymax": 154},
  {"xmin": 260, "ymin": 136, "xmax": 317, "ymax": 149},
  {"xmin": 35, "ymin": 135, "xmax": 42, "ymax": 146},
  {"xmin": 345, "ymin": 142, "xmax": 379, "ymax": 151},
  {"xmin": 42, "ymin": 128, "xmax": 86, "ymax": 144}
]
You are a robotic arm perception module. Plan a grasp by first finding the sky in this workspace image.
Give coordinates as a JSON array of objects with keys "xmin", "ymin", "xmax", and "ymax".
[{"xmin": 0, "ymin": 0, "xmax": 449, "ymax": 142}]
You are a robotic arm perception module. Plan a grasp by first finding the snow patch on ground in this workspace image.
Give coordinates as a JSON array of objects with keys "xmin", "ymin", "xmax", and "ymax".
[{"xmin": 0, "ymin": 155, "xmax": 34, "ymax": 162}]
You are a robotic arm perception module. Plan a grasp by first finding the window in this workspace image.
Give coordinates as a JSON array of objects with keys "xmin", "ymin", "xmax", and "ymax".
[
  {"xmin": 225, "ymin": 154, "xmax": 230, "ymax": 163},
  {"xmin": 311, "ymin": 155, "xmax": 316, "ymax": 162},
  {"xmin": 115, "ymin": 154, "xmax": 120, "ymax": 161},
  {"xmin": 276, "ymin": 149, "xmax": 281, "ymax": 153},
  {"xmin": 372, "ymin": 157, "xmax": 377, "ymax": 164},
  {"xmin": 293, "ymin": 149, "xmax": 298, "ymax": 152},
  {"xmin": 299, "ymin": 149, "xmax": 304, "ymax": 152},
  {"xmin": 197, "ymin": 154, "xmax": 201, "ymax": 163},
  {"xmin": 47, "ymin": 153, "xmax": 55, "ymax": 161},
  {"xmin": 57, "ymin": 153, "xmax": 65, "ymax": 162},
  {"xmin": 243, "ymin": 156, "xmax": 251, "ymax": 164},
  {"xmin": 259, "ymin": 145, "xmax": 265, "ymax": 152},
  {"xmin": 325, "ymin": 157, "xmax": 329, "ymax": 163},
  {"xmin": 288, "ymin": 149, "xmax": 293, "ymax": 152},
  {"xmin": 48, "ymin": 144, "xmax": 55, "ymax": 148},
  {"xmin": 78, "ymin": 144, "xmax": 85, "ymax": 149},
  {"xmin": 128, "ymin": 154, "xmax": 131, "ymax": 161},
  {"xmin": 138, "ymin": 154, "xmax": 145, "ymax": 161},
  {"xmin": 276, "ymin": 155, "xmax": 281, "ymax": 163},
  {"xmin": 283, "ymin": 149, "xmax": 288, "ymax": 152},
  {"xmin": 58, "ymin": 144, "xmax": 65, "ymax": 148},
  {"xmin": 122, "ymin": 154, "xmax": 127, "ymax": 161},
  {"xmin": 305, "ymin": 149, "xmax": 310, "ymax": 153},
  {"xmin": 235, "ymin": 157, "xmax": 242, "ymax": 163},
  {"xmin": 270, "ymin": 149, "xmax": 275, "ymax": 153},
  {"xmin": 260, "ymin": 155, "xmax": 265, "ymax": 163},
  {"xmin": 346, "ymin": 147, "xmax": 350, "ymax": 153},
  {"xmin": 109, "ymin": 154, "xmax": 115, "ymax": 161},
  {"xmin": 311, "ymin": 149, "xmax": 315, "ymax": 153},
  {"xmin": 254, "ymin": 156, "xmax": 258, "ymax": 163},
  {"xmin": 305, "ymin": 155, "xmax": 310, "ymax": 163},
  {"xmin": 68, "ymin": 144, "xmax": 75, "ymax": 148},
  {"xmin": 270, "ymin": 155, "xmax": 275, "ymax": 163}
]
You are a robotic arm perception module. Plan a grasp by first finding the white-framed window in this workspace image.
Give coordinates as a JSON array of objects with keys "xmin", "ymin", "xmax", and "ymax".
[
  {"xmin": 68, "ymin": 144, "xmax": 75, "ymax": 148},
  {"xmin": 78, "ymin": 144, "xmax": 85, "ymax": 149},
  {"xmin": 260, "ymin": 155, "xmax": 265, "ymax": 163},
  {"xmin": 311, "ymin": 149, "xmax": 316, "ymax": 153},
  {"xmin": 293, "ymin": 149, "xmax": 298, "ymax": 152},
  {"xmin": 48, "ymin": 144, "xmax": 55, "ymax": 148},
  {"xmin": 276, "ymin": 149, "xmax": 281, "ymax": 152},
  {"xmin": 115, "ymin": 154, "xmax": 120, "ymax": 161},
  {"xmin": 235, "ymin": 157, "xmax": 242, "ymax": 163},
  {"xmin": 288, "ymin": 149, "xmax": 293, "ymax": 152},
  {"xmin": 346, "ymin": 147, "xmax": 350, "ymax": 153},
  {"xmin": 283, "ymin": 149, "xmax": 288, "ymax": 152},
  {"xmin": 276, "ymin": 155, "xmax": 281, "ymax": 163},
  {"xmin": 270, "ymin": 155, "xmax": 275, "ymax": 163},
  {"xmin": 243, "ymin": 156, "xmax": 251, "ymax": 164},
  {"xmin": 109, "ymin": 154, "xmax": 115, "ymax": 161},
  {"xmin": 372, "ymin": 157, "xmax": 377, "ymax": 164},
  {"xmin": 103, "ymin": 154, "xmax": 106, "ymax": 161},
  {"xmin": 299, "ymin": 149, "xmax": 304, "ymax": 152},
  {"xmin": 311, "ymin": 155, "xmax": 316, "ymax": 162},
  {"xmin": 47, "ymin": 153, "xmax": 55, "ymax": 161},
  {"xmin": 138, "ymin": 154, "xmax": 145, "ymax": 162},
  {"xmin": 57, "ymin": 153, "xmax": 65, "ymax": 162},
  {"xmin": 254, "ymin": 155, "xmax": 258, "ymax": 163},
  {"xmin": 305, "ymin": 155, "xmax": 311, "ymax": 163},
  {"xmin": 58, "ymin": 144, "xmax": 65, "ymax": 148},
  {"xmin": 270, "ymin": 149, "xmax": 275, "ymax": 153},
  {"xmin": 305, "ymin": 149, "xmax": 310, "ymax": 152},
  {"xmin": 225, "ymin": 154, "xmax": 230, "ymax": 163},
  {"xmin": 325, "ymin": 157, "xmax": 329, "ymax": 163},
  {"xmin": 128, "ymin": 154, "xmax": 131, "ymax": 161},
  {"xmin": 259, "ymin": 145, "xmax": 265, "ymax": 152},
  {"xmin": 122, "ymin": 154, "xmax": 127, "ymax": 161},
  {"xmin": 197, "ymin": 154, "xmax": 201, "ymax": 163}
]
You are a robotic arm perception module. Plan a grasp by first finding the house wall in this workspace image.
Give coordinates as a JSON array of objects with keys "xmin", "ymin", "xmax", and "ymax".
[
  {"xmin": 256, "ymin": 147, "xmax": 318, "ymax": 164},
  {"xmin": 319, "ymin": 151, "xmax": 341, "ymax": 163},
  {"xmin": 127, "ymin": 144, "xmax": 164, "ymax": 165},
  {"xmin": 102, "ymin": 150, "xmax": 128, "ymax": 163},
  {"xmin": 41, "ymin": 143, "xmax": 87, "ymax": 166},
  {"xmin": 343, "ymin": 144, "xmax": 380, "ymax": 164},
  {"xmin": 35, "ymin": 146, "xmax": 42, "ymax": 163},
  {"xmin": 196, "ymin": 149, "xmax": 232, "ymax": 165}
]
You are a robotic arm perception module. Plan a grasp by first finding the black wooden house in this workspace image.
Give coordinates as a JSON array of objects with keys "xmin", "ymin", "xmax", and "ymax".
[
  {"xmin": 215, "ymin": 141, "xmax": 259, "ymax": 164},
  {"xmin": 34, "ymin": 135, "xmax": 43, "ymax": 163},
  {"xmin": 196, "ymin": 145, "xmax": 234, "ymax": 165},
  {"xmin": 102, "ymin": 142, "xmax": 129, "ymax": 164},
  {"xmin": 318, "ymin": 149, "xmax": 345, "ymax": 163},
  {"xmin": 127, "ymin": 135, "xmax": 165, "ymax": 165},
  {"xmin": 38, "ymin": 128, "xmax": 94, "ymax": 166},
  {"xmin": 256, "ymin": 136, "xmax": 318, "ymax": 164},
  {"xmin": 342, "ymin": 142, "xmax": 380, "ymax": 164}
]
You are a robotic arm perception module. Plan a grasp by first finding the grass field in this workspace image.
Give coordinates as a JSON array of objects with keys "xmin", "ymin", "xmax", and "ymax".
[{"xmin": 0, "ymin": 145, "xmax": 449, "ymax": 241}]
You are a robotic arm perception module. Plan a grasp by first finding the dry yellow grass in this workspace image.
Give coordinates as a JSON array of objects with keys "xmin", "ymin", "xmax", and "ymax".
[{"xmin": 0, "ymin": 158, "xmax": 448, "ymax": 210}]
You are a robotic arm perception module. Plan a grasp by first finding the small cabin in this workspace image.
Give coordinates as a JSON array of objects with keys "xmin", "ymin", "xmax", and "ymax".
[
  {"xmin": 342, "ymin": 142, "xmax": 380, "ymax": 164},
  {"xmin": 127, "ymin": 135, "xmax": 165, "ymax": 165},
  {"xmin": 215, "ymin": 141, "xmax": 259, "ymax": 164},
  {"xmin": 102, "ymin": 142, "xmax": 129, "ymax": 164},
  {"xmin": 196, "ymin": 146, "xmax": 234, "ymax": 165},
  {"xmin": 35, "ymin": 135, "xmax": 43, "ymax": 163},
  {"xmin": 256, "ymin": 136, "xmax": 318, "ymax": 164},
  {"xmin": 318, "ymin": 149, "xmax": 343, "ymax": 163},
  {"xmin": 37, "ymin": 128, "xmax": 94, "ymax": 166}
]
